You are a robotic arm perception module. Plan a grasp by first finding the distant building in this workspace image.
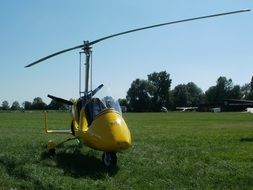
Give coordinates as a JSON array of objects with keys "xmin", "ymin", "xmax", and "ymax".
[
  {"xmin": 246, "ymin": 108, "xmax": 253, "ymax": 113},
  {"xmin": 199, "ymin": 99, "xmax": 253, "ymax": 112},
  {"xmin": 223, "ymin": 99, "xmax": 253, "ymax": 112}
]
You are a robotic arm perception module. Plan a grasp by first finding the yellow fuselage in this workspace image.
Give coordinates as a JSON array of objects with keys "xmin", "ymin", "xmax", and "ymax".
[{"xmin": 72, "ymin": 106, "xmax": 131, "ymax": 152}]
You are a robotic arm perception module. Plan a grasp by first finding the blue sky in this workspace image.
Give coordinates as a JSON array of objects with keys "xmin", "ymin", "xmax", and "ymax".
[{"xmin": 0, "ymin": 1, "xmax": 252, "ymax": 104}]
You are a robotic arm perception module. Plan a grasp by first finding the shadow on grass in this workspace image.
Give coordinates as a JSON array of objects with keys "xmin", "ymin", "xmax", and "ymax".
[
  {"xmin": 0, "ymin": 154, "xmax": 46, "ymax": 189},
  {"xmin": 40, "ymin": 146, "xmax": 118, "ymax": 179},
  {"xmin": 240, "ymin": 136, "xmax": 253, "ymax": 142}
]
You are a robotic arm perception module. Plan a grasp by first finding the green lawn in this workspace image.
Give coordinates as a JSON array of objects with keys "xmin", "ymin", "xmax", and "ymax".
[{"xmin": 0, "ymin": 111, "xmax": 253, "ymax": 189}]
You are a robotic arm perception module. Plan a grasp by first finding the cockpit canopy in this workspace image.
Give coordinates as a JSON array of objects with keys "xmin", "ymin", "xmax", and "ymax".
[{"xmin": 85, "ymin": 97, "xmax": 121, "ymax": 126}]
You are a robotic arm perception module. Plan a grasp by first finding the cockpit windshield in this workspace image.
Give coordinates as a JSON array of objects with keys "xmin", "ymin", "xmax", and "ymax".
[
  {"xmin": 84, "ymin": 97, "xmax": 121, "ymax": 126},
  {"xmin": 94, "ymin": 85, "xmax": 122, "ymax": 114},
  {"xmin": 84, "ymin": 85, "xmax": 122, "ymax": 125},
  {"xmin": 101, "ymin": 96, "xmax": 122, "ymax": 114}
]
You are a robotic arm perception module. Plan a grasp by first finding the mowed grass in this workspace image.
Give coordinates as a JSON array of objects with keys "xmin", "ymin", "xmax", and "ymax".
[{"xmin": 0, "ymin": 111, "xmax": 253, "ymax": 189}]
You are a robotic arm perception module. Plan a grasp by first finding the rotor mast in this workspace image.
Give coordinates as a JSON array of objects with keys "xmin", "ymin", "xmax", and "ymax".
[{"xmin": 82, "ymin": 41, "xmax": 92, "ymax": 95}]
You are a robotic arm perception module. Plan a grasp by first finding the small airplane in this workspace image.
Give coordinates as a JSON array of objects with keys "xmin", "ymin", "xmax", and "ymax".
[
  {"xmin": 176, "ymin": 107, "xmax": 198, "ymax": 112},
  {"xmin": 25, "ymin": 9, "xmax": 250, "ymax": 168}
]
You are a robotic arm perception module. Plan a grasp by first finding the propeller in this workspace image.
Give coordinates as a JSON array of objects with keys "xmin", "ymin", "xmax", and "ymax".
[
  {"xmin": 90, "ymin": 84, "xmax": 104, "ymax": 97},
  {"xmin": 82, "ymin": 84, "xmax": 104, "ymax": 100},
  {"xmin": 25, "ymin": 9, "xmax": 250, "ymax": 68},
  {"xmin": 48, "ymin": 94, "xmax": 73, "ymax": 105}
]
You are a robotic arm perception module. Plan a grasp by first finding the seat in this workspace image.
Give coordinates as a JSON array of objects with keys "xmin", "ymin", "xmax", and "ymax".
[{"xmin": 85, "ymin": 98, "xmax": 106, "ymax": 126}]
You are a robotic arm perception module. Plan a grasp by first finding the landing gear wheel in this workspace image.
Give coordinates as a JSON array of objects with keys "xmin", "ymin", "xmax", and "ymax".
[
  {"xmin": 48, "ymin": 147, "xmax": 56, "ymax": 156},
  {"xmin": 47, "ymin": 140, "xmax": 56, "ymax": 156},
  {"xmin": 102, "ymin": 152, "xmax": 117, "ymax": 168},
  {"xmin": 70, "ymin": 120, "xmax": 75, "ymax": 136}
]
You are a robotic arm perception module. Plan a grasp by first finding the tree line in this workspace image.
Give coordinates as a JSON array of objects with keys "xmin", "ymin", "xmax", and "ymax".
[
  {"xmin": 0, "ymin": 97, "xmax": 69, "ymax": 111},
  {"xmin": 1, "ymin": 71, "xmax": 253, "ymax": 111},
  {"xmin": 122, "ymin": 71, "xmax": 253, "ymax": 112}
]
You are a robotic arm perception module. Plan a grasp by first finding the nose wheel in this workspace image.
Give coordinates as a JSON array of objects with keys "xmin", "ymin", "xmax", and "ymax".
[{"xmin": 102, "ymin": 152, "xmax": 117, "ymax": 168}]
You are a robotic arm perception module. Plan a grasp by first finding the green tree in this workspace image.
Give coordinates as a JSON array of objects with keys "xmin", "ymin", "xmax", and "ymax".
[
  {"xmin": 32, "ymin": 97, "xmax": 47, "ymax": 110},
  {"xmin": 241, "ymin": 83, "xmax": 250, "ymax": 99},
  {"xmin": 47, "ymin": 99, "xmax": 68, "ymax": 110},
  {"xmin": 205, "ymin": 86, "xmax": 217, "ymax": 104},
  {"xmin": 240, "ymin": 76, "xmax": 253, "ymax": 100},
  {"xmin": 1, "ymin": 101, "xmax": 9, "ymax": 110},
  {"xmin": 23, "ymin": 101, "xmax": 32, "ymax": 110},
  {"xmin": 172, "ymin": 84, "xmax": 189, "ymax": 107},
  {"xmin": 227, "ymin": 85, "xmax": 241, "ymax": 99},
  {"xmin": 172, "ymin": 82, "xmax": 203, "ymax": 107},
  {"xmin": 205, "ymin": 76, "xmax": 241, "ymax": 104},
  {"xmin": 126, "ymin": 79, "xmax": 155, "ymax": 112},
  {"xmin": 186, "ymin": 82, "xmax": 203, "ymax": 106},
  {"xmin": 147, "ymin": 71, "xmax": 172, "ymax": 111},
  {"xmin": 250, "ymin": 76, "xmax": 253, "ymax": 91},
  {"xmin": 11, "ymin": 101, "xmax": 21, "ymax": 110},
  {"xmin": 118, "ymin": 98, "xmax": 128, "ymax": 107},
  {"xmin": 247, "ymin": 76, "xmax": 253, "ymax": 100},
  {"xmin": 216, "ymin": 76, "xmax": 233, "ymax": 102}
]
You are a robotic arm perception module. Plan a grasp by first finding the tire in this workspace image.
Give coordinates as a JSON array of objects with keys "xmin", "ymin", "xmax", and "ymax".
[
  {"xmin": 102, "ymin": 152, "xmax": 117, "ymax": 168},
  {"xmin": 48, "ymin": 148, "xmax": 55, "ymax": 156},
  {"xmin": 71, "ymin": 121, "xmax": 75, "ymax": 136},
  {"xmin": 47, "ymin": 140, "xmax": 56, "ymax": 156}
]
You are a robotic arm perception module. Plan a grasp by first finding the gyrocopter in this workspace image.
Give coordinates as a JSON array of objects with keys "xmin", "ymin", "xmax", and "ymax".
[{"xmin": 25, "ymin": 9, "xmax": 250, "ymax": 168}]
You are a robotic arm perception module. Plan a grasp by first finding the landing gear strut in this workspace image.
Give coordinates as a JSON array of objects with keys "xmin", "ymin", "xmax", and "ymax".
[{"xmin": 102, "ymin": 152, "xmax": 117, "ymax": 168}]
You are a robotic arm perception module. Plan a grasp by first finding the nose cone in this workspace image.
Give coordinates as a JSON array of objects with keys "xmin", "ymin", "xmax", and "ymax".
[
  {"xmin": 87, "ymin": 109, "xmax": 131, "ymax": 152},
  {"xmin": 110, "ymin": 117, "xmax": 131, "ymax": 151},
  {"xmin": 116, "ymin": 140, "xmax": 131, "ymax": 150}
]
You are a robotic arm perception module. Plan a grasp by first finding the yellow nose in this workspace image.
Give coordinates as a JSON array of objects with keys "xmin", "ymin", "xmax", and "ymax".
[
  {"xmin": 108, "ymin": 117, "xmax": 132, "ymax": 151},
  {"xmin": 84, "ymin": 109, "xmax": 131, "ymax": 152}
]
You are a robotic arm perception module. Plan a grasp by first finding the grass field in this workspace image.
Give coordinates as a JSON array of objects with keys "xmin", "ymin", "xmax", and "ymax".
[{"xmin": 0, "ymin": 111, "xmax": 253, "ymax": 189}]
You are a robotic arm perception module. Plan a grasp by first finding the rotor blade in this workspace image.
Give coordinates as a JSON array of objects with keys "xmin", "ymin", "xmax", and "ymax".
[
  {"xmin": 91, "ymin": 84, "xmax": 104, "ymax": 97},
  {"xmin": 25, "ymin": 44, "xmax": 83, "ymax": 68},
  {"xmin": 26, "ymin": 9, "xmax": 250, "ymax": 68},
  {"xmin": 90, "ymin": 9, "xmax": 250, "ymax": 45},
  {"xmin": 48, "ymin": 94, "xmax": 73, "ymax": 105}
]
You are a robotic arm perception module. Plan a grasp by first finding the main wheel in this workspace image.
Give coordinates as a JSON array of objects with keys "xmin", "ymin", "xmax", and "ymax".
[
  {"xmin": 47, "ymin": 140, "xmax": 56, "ymax": 156},
  {"xmin": 70, "ymin": 120, "xmax": 75, "ymax": 136},
  {"xmin": 102, "ymin": 152, "xmax": 117, "ymax": 168}
]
